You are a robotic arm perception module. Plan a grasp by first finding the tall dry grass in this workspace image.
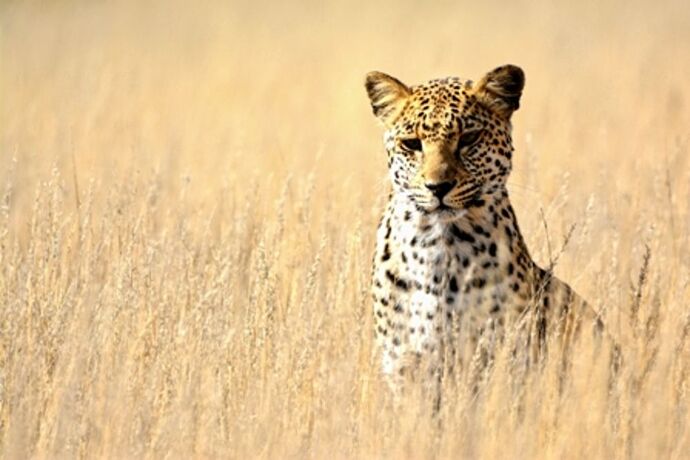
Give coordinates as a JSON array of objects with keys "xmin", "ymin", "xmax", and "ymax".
[{"xmin": 1, "ymin": 0, "xmax": 689, "ymax": 458}]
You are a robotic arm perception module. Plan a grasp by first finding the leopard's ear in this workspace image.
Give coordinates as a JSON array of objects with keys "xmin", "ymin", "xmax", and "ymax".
[
  {"xmin": 365, "ymin": 71, "xmax": 411, "ymax": 126},
  {"xmin": 473, "ymin": 65, "xmax": 525, "ymax": 119}
]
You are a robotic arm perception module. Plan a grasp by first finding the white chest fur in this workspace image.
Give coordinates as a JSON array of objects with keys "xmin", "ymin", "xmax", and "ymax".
[{"xmin": 372, "ymin": 198, "xmax": 516, "ymax": 367}]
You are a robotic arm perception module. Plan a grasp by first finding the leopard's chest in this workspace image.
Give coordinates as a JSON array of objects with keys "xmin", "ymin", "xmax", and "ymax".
[{"xmin": 372, "ymin": 210, "xmax": 521, "ymax": 359}]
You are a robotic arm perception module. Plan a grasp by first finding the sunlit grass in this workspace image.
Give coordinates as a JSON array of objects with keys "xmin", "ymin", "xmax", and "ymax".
[{"xmin": 1, "ymin": 0, "xmax": 689, "ymax": 458}]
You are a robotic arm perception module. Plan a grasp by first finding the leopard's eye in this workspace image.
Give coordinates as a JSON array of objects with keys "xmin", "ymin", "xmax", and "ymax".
[
  {"xmin": 457, "ymin": 130, "xmax": 482, "ymax": 150},
  {"xmin": 400, "ymin": 138, "xmax": 422, "ymax": 152}
]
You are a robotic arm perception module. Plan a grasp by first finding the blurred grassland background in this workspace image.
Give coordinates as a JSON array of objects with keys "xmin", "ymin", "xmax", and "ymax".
[{"xmin": 1, "ymin": 0, "xmax": 690, "ymax": 458}]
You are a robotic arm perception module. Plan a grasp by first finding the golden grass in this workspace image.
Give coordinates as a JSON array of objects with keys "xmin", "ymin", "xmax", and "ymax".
[{"xmin": 1, "ymin": 0, "xmax": 689, "ymax": 458}]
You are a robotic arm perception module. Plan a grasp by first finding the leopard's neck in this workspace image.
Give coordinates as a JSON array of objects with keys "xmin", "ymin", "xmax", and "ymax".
[
  {"xmin": 374, "ymin": 188, "xmax": 539, "ymax": 311},
  {"xmin": 384, "ymin": 188, "xmax": 533, "ymax": 262}
]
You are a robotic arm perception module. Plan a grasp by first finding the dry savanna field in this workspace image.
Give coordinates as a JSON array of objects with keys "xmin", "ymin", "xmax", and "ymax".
[{"xmin": 1, "ymin": 0, "xmax": 690, "ymax": 458}]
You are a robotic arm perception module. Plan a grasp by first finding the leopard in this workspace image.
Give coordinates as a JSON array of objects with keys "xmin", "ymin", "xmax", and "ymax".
[{"xmin": 365, "ymin": 65, "xmax": 605, "ymax": 401}]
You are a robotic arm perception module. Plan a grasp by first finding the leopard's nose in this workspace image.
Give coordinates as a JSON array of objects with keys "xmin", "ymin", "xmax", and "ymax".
[{"xmin": 425, "ymin": 180, "xmax": 457, "ymax": 199}]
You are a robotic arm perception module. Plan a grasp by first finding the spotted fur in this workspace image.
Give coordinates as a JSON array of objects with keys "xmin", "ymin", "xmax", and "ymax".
[{"xmin": 365, "ymin": 65, "xmax": 599, "ymax": 398}]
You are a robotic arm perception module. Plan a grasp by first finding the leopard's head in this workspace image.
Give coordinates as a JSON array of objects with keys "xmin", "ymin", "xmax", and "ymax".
[{"xmin": 365, "ymin": 65, "xmax": 524, "ymax": 215}]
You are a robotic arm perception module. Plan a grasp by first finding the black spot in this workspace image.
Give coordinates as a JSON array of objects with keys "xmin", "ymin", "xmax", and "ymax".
[
  {"xmin": 381, "ymin": 244, "xmax": 391, "ymax": 261},
  {"xmin": 466, "ymin": 198, "xmax": 485, "ymax": 208},
  {"xmin": 422, "ymin": 237, "xmax": 439, "ymax": 248},
  {"xmin": 451, "ymin": 225, "xmax": 476, "ymax": 243},
  {"xmin": 395, "ymin": 279, "xmax": 409, "ymax": 291},
  {"xmin": 490, "ymin": 305, "xmax": 501, "ymax": 314},
  {"xmin": 385, "ymin": 270, "xmax": 396, "ymax": 283},
  {"xmin": 489, "ymin": 243, "xmax": 497, "ymax": 257},
  {"xmin": 385, "ymin": 270, "xmax": 410, "ymax": 291},
  {"xmin": 410, "ymin": 237, "xmax": 418, "ymax": 247},
  {"xmin": 504, "ymin": 226, "xmax": 513, "ymax": 242},
  {"xmin": 393, "ymin": 303, "xmax": 404, "ymax": 313},
  {"xmin": 507, "ymin": 262, "xmax": 514, "ymax": 275},
  {"xmin": 472, "ymin": 278, "xmax": 486, "ymax": 289},
  {"xmin": 392, "ymin": 337, "xmax": 401, "ymax": 346},
  {"xmin": 518, "ymin": 254, "xmax": 528, "ymax": 267},
  {"xmin": 449, "ymin": 276, "xmax": 458, "ymax": 292},
  {"xmin": 472, "ymin": 224, "xmax": 488, "ymax": 236}
]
